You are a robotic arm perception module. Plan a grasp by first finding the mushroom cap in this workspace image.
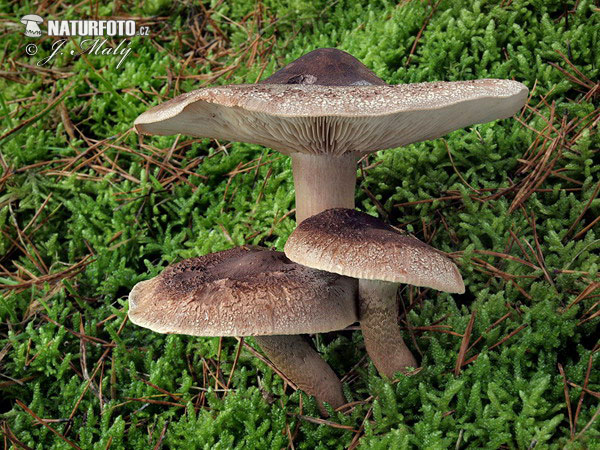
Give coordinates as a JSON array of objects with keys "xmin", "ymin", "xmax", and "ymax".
[
  {"xmin": 261, "ymin": 48, "xmax": 386, "ymax": 86},
  {"xmin": 134, "ymin": 79, "xmax": 528, "ymax": 156},
  {"xmin": 284, "ymin": 208, "xmax": 465, "ymax": 293},
  {"xmin": 128, "ymin": 246, "xmax": 358, "ymax": 336},
  {"xmin": 21, "ymin": 14, "xmax": 43, "ymax": 24}
]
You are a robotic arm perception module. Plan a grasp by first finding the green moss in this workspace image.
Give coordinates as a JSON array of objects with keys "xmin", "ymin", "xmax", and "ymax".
[{"xmin": 1, "ymin": 0, "xmax": 599, "ymax": 448}]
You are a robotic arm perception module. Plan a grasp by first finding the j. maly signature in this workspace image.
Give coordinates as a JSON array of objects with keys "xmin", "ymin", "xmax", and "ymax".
[{"xmin": 38, "ymin": 38, "xmax": 132, "ymax": 69}]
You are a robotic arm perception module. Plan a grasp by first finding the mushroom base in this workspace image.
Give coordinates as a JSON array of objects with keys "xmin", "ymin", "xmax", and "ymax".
[
  {"xmin": 291, "ymin": 153, "xmax": 357, "ymax": 223},
  {"xmin": 359, "ymin": 280, "xmax": 418, "ymax": 378},
  {"xmin": 254, "ymin": 335, "xmax": 345, "ymax": 415}
]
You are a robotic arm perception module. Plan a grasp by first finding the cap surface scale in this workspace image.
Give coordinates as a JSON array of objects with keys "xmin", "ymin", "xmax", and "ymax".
[
  {"xmin": 128, "ymin": 246, "xmax": 358, "ymax": 336},
  {"xmin": 284, "ymin": 208, "xmax": 465, "ymax": 293}
]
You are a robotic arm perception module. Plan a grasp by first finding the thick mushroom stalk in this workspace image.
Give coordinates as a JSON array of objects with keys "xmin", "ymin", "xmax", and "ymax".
[
  {"xmin": 291, "ymin": 153, "xmax": 357, "ymax": 223},
  {"xmin": 255, "ymin": 335, "xmax": 344, "ymax": 414},
  {"xmin": 359, "ymin": 280, "xmax": 416, "ymax": 377}
]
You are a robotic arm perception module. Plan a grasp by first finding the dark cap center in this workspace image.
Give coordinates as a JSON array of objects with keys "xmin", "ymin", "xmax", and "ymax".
[{"xmin": 261, "ymin": 48, "xmax": 386, "ymax": 87}]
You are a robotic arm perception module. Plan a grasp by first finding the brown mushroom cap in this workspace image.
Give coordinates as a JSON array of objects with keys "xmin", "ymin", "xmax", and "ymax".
[
  {"xmin": 284, "ymin": 208, "xmax": 465, "ymax": 293},
  {"xmin": 261, "ymin": 48, "xmax": 386, "ymax": 86},
  {"xmin": 134, "ymin": 79, "xmax": 528, "ymax": 156},
  {"xmin": 128, "ymin": 246, "xmax": 358, "ymax": 336}
]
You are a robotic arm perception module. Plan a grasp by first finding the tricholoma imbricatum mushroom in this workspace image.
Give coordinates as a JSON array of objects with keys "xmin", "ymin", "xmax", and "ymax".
[
  {"xmin": 285, "ymin": 208, "xmax": 465, "ymax": 378},
  {"xmin": 135, "ymin": 47, "xmax": 528, "ymax": 223},
  {"xmin": 131, "ymin": 48, "xmax": 528, "ymax": 412},
  {"xmin": 128, "ymin": 247, "xmax": 357, "ymax": 414}
]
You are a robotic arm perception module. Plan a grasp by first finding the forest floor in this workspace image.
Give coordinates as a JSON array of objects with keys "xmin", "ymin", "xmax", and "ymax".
[{"xmin": 0, "ymin": 0, "xmax": 598, "ymax": 448}]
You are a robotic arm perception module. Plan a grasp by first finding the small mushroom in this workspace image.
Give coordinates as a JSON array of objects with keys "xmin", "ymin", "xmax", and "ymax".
[
  {"xmin": 20, "ymin": 15, "xmax": 43, "ymax": 37},
  {"xmin": 284, "ymin": 208, "xmax": 465, "ymax": 378},
  {"xmin": 134, "ymin": 48, "xmax": 528, "ymax": 223},
  {"xmin": 128, "ymin": 246, "xmax": 358, "ymax": 414}
]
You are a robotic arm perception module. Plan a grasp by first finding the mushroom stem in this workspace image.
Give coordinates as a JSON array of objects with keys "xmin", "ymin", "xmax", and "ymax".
[
  {"xmin": 291, "ymin": 153, "xmax": 357, "ymax": 223},
  {"xmin": 359, "ymin": 279, "xmax": 417, "ymax": 378},
  {"xmin": 254, "ymin": 334, "xmax": 345, "ymax": 415}
]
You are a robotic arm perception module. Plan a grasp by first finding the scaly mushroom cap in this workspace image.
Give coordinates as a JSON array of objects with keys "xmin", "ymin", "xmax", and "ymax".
[
  {"xmin": 284, "ymin": 208, "xmax": 465, "ymax": 293},
  {"xmin": 128, "ymin": 246, "xmax": 358, "ymax": 336},
  {"xmin": 134, "ymin": 78, "xmax": 528, "ymax": 156}
]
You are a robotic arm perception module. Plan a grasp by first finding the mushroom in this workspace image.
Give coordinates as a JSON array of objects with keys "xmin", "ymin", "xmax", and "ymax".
[
  {"xmin": 128, "ymin": 246, "xmax": 358, "ymax": 414},
  {"xmin": 134, "ymin": 48, "xmax": 528, "ymax": 223},
  {"xmin": 20, "ymin": 15, "xmax": 43, "ymax": 37},
  {"xmin": 284, "ymin": 208, "xmax": 465, "ymax": 378}
]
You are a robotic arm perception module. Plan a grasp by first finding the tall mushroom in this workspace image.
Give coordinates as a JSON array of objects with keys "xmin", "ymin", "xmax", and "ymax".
[
  {"xmin": 134, "ymin": 48, "xmax": 528, "ymax": 223},
  {"xmin": 128, "ymin": 246, "xmax": 358, "ymax": 414},
  {"xmin": 284, "ymin": 208, "xmax": 465, "ymax": 378}
]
